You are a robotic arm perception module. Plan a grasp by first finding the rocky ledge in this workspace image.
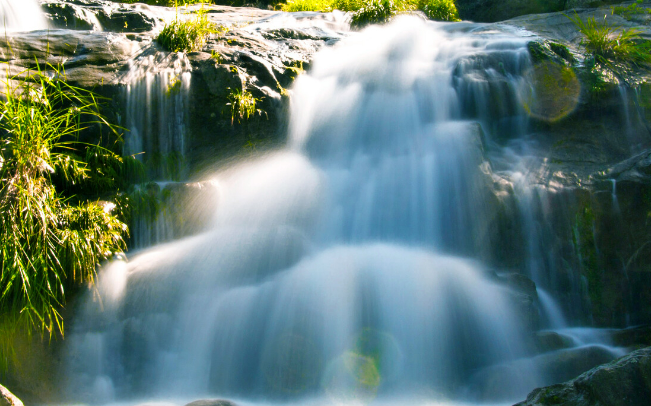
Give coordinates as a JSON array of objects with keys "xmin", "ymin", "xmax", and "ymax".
[{"xmin": 515, "ymin": 346, "xmax": 651, "ymax": 406}]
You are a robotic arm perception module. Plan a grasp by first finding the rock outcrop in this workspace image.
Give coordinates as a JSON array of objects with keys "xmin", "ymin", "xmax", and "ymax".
[
  {"xmin": 515, "ymin": 346, "xmax": 651, "ymax": 406},
  {"xmin": 0, "ymin": 385, "xmax": 23, "ymax": 406}
]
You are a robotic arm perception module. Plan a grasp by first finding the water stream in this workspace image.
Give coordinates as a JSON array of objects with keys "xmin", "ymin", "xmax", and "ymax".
[
  {"xmin": 0, "ymin": 0, "xmax": 47, "ymax": 31},
  {"xmin": 63, "ymin": 14, "xmax": 629, "ymax": 406}
]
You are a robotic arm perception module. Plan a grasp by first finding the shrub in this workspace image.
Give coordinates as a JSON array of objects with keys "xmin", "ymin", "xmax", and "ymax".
[
  {"xmin": 419, "ymin": 0, "xmax": 460, "ymax": 21},
  {"xmin": 566, "ymin": 12, "xmax": 651, "ymax": 68},
  {"xmin": 0, "ymin": 64, "xmax": 127, "ymax": 358},
  {"xmin": 350, "ymin": 0, "xmax": 398, "ymax": 28}
]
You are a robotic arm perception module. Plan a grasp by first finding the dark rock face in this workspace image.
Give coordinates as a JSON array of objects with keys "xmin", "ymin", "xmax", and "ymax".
[
  {"xmin": 456, "ymin": 0, "xmax": 626, "ymax": 22},
  {"xmin": 515, "ymin": 346, "xmax": 651, "ymax": 406}
]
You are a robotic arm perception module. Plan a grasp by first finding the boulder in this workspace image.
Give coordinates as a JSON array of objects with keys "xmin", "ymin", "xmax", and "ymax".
[
  {"xmin": 472, "ymin": 345, "xmax": 618, "ymax": 401},
  {"xmin": 0, "ymin": 386, "xmax": 23, "ymax": 406},
  {"xmin": 184, "ymin": 400, "xmax": 237, "ymax": 406},
  {"xmin": 514, "ymin": 346, "xmax": 651, "ymax": 406}
]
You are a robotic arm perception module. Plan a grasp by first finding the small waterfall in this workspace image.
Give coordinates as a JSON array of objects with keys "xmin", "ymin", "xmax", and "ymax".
[
  {"xmin": 538, "ymin": 288, "xmax": 567, "ymax": 328},
  {"xmin": 121, "ymin": 51, "xmax": 193, "ymax": 248},
  {"xmin": 0, "ymin": 0, "xmax": 48, "ymax": 31}
]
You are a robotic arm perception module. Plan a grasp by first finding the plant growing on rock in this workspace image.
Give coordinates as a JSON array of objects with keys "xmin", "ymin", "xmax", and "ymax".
[
  {"xmin": 226, "ymin": 88, "xmax": 263, "ymax": 124},
  {"xmin": 157, "ymin": 1, "xmax": 215, "ymax": 52},
  {"xmin": 0, "ymin": 64, "xmax": 128, "ymax": 364},
  {"xmin": 419, "ymin": 0, "xmax": 460, "ymax": 21},
  {"xmin": 567, "ymin": 12, "xmax": 651, "ymax": 69}
]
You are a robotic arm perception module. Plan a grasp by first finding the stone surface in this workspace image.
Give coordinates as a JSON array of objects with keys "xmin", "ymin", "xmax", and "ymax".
[
  {"xmin": 0, "ymin": 385, "xmax": 23, "ymax": 406},
  {"xmin": 456, "ymin": 0, "xmax": 565, "ymax": 22},
  {"xmin": 184, "ymin": 400, "xmax": 237, "ymax": 406},
  {"xmin": 534, "ymin": 331, "xmax": 575, "ymax": 353},
  {"xmin": 514, "ymin": 346, "xmax": 651, "ymax": 406}
]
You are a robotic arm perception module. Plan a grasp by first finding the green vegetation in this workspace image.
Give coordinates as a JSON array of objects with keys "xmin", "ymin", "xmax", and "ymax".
[
  {"xmin": 612, "ymin": 0, "xmax": 651, "ymax": 20},
  {"xmin": 0, "ymin": 64, "xmax": 128, "ymax": 366},
  {"xmin": 566, "ymin": 13, "xmax": 651, "ymax": 68},
  {"xmin": 419, "ymin": 0, "xmax": 460, "ymax": 21},
  {"xmin": 350, "ymin": 0, "xmax": 399, "ymax": 28},
  {"xmin": 157, "ymin": 1, "xmax": 216, "ymax": 52},
  {"xmin": 282, "ymin": 0, "xmax": 334, "ymax": 11},
  {"xmin": 226, "ymin": 88, "xmax": 262, "ymax": 124},
  {"xmin": 280, "ymin": 0, "xmax": 460, "ymax": 25}
]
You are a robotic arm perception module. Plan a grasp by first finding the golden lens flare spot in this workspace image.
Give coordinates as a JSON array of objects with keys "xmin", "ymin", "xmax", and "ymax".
[
  {"xmin": 322, "ymin": 352, "xmax": 381, "ymax": 404},
  {"xmin": 520, "ymin": 61, "xmax": 581, "ymax": 122}
]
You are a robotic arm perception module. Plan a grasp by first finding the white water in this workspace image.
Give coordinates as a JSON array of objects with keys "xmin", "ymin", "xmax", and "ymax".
[
  {"xmin": 121, "ymin": 51, "xmax": 192, "ymax": 248},
  {"xmin": 0, "ymin": 0, "xmax": 47, "ymax": 32},
  {"xmin": 64, "ymin": 15, "xmax": 629, "ymax": 406}
]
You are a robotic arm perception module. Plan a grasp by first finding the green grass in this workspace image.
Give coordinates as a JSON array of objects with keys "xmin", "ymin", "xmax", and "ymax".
[
  {"xmin": 282, "ymin": 0, "xmax": 334, "ymax": 11},
  {"xmin": 350, "ymin": 0, "xmax": 400, "ymax": 28},
  {"xmin": 0, "ymin": 63, "xmax": 128, "ymax": 367},
  {"xmin": 419, "ymin": 0, "xmax": 460, "ymax": 21},
  {"xmin": 157, "ymin": 1, "xmax": 216, "ymax": 52},
  {"xmin": 612, "ymin": 0, "xmax": 651, "ymax": 21},
  {"xmin": 567, "ymin": 12, "xmax": 651, "ymax": 68},
  {"xmin": 226, "ymin": 88, "xmax": 262, "ymax": 124}
]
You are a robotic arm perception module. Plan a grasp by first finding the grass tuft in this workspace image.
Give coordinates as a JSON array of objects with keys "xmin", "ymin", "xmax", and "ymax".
[
  {"xmin": 0, "ymin": 63, "xmax": 128, "ymax": 368},
  {"xmin": 566, "ymin": 12, "xmax": 651, "ymax": 68},
  {"xmin": 226, "ymin": 88, "xmax": 263, "ymax": 124},
  {"xmin": 157, "ymin": 1, "xmax": 216, "ymax": 52}
]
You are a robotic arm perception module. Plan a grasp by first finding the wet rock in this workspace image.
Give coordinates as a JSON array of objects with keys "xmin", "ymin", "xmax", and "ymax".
[
  {"xmin": 474, "ymin": 345, "xmax": 618, "ymax": 401},
  {"xmin": 534, "ymin": 345, "xmax": 619, "ymax": 383},
  {"xmin": 534, "ymin": 331, "xmax": 575, "ymax": 353},
  {"xmin": 42, "ymin": 1, "xmax": 99, "ymax": 30},
  {"xmin": 611, "ymin": 325, "xmax": 651, "ymax": 349},
  {"xmin": 503, "ymin": 273, "xmax": 539, "ymax": 300},
  {"xmin": 184, "ymin": 401, "xmax": 237, "ymax": 406},
  {"xmin": 0, "ymin": 385, "xmax": 23, "ymax": 406},
  {"xmin": 456, "ymin": 0, "xmax": 565, "ymax": 23},
  {"xmin": 515, "ymin": 346, "xmax": 651, "ymax": 406},
  {"xmin": 508, "ymin": 290, "xmax": 540, "ymax": 332}
]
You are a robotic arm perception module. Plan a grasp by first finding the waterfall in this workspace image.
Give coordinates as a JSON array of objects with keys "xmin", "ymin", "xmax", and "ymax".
[
  {"xmin": 65, "ymin": 15, "xmax": 625, "ymax": 406},
  {"xmin": 0, "ymin": 0, "xmax": 47, "ymax": 31},
  {"xmin": 121, "ymin": 51, "xmax": 193, "ymax": 248}
]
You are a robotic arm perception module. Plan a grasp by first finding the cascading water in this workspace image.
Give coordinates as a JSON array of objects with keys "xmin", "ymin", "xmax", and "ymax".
[
  {"xmin": 0, "ymin": 0, "xmax": 47, "ymax": 31},
  {"xmin": 121, "ymin": 51, "xmax": 193, "ymax": 248},
  {"xmin": 65, "ymin": 15, "xmax": 626, "ymax": 406}
]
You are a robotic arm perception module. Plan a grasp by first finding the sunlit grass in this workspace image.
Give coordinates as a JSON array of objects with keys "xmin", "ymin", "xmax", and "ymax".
[
  {"xmin": 0, "ymin": 64, "xmax": 128, "ymax": 368},
  {"xmin": 567, "ymin": 12, "xmax": 651, "ymax": 68}
]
